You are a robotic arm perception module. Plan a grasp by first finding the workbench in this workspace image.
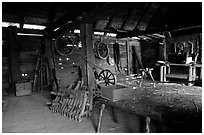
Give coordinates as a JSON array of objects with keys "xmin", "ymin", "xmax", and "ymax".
[
  {"xmin": 96, "ymin": 82, "xmax": 202, "ymax": 132},
  {"xmin": 159, "ymin": 63, "xmax": 202, "ymax": 86}
]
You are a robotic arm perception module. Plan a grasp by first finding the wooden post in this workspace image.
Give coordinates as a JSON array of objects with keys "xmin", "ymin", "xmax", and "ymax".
[
  {"xmin": 97, "ymin": 104, "xmax": 105, "ymax": 133},
  {"xmin": 111, "ymin": 106, "xmax": 118, "ymax": 123},
  {"xmin": 189, "ymin": 66, "xmax": 193, "ymax": 81},
  {"xmin": 80, "ymin": 23, "xmax": 95, "ymax": 111},
  {"xmin": 193, "ymin": 66, "xmax": 196, "ymax": 80},
  {"xmin": 188, "ymin": 65, "xmax": 195, "ymax": 86},
  {"xmin": 7, "ymin": 26, "xmax": 21, "ymax": 94},
  {"xmin": 160, "ymin": 66, "xmax": 164, "ymax": 82},
  {"xmin": 163, "ymin": 65, "xmax": 167, "ymax": 82},
  {"xmin": 145, "ymin": 116, "xmax": 151, "ymax": 133},
  {"xmin": 200, "ymin": 67, "xmax": 202, "ymax": 80},
  {"xmin": 126, "ymin": 38, "xmax": 130, "ymax": 75},
  {"xmin": 163, "ymin": 40, "xmax": 167, "ymax": 61}
]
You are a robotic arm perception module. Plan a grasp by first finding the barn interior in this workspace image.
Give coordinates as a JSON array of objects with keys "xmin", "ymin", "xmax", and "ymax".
[{"xmin": 2, "ymin": 2, "xmax": 202, "ymax": 133}]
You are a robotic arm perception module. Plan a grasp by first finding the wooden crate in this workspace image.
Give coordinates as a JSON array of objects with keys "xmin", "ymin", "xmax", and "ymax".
[
  {"xmin": 15, "ymin": 81, "xmax": 32, "ymax": 97},
  {"xmin": 100, "ymin": 84, "xmax": 135, "ymax": 102}
]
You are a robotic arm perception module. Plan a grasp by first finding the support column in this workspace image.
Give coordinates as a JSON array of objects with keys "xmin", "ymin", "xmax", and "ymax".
[
  {"xmin": 80, "ymin": 23, "xmax": 95, "ymax": 111},
  {"xmin": 126, "ymin": 38, "xmax": 130, "ymax": 75},
  {"xmin": 163, "ymin": 41, "xmax": 167, "ymax": 61},
  {"xmin": 160, "ymin": 66, "xmax": 164, "ymax": 82},
  {"xmin": 163, "ymin": 65, "xmax": 167, "ymax": 82},
  {"xmin": 8, "ymin": 26, "xmax": 21, "ymax": 94}
]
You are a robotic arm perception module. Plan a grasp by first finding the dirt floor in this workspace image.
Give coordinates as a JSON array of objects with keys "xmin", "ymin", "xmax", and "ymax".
[
  {"xmin": 2, "ymin": 91, "xmax": 146, "ymax": 133},
  {"xmin": 2, "ymin": 81, "xmax": 202, "ymax": 133}
]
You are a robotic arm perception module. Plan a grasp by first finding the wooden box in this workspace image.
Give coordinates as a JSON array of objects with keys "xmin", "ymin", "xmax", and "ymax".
[
  {"xmin": 15, "ymin": 81, "xmax": 32, "ymax": 97},
  {"xmin": 101, "ymin": 84, "xmax": 135, "ymax": 102}
]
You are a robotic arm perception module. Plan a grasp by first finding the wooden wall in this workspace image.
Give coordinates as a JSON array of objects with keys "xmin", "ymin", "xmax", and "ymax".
[
  {"xmin": 50, "ymin": 34, "xmax": 141, "ymax": 89},
  {"xmin": 2, "ymin": 29, "xmax": 10, "ymax": 93},
  {"xmin": 2, "ymin": 27, "xmax": 42, "ymax": 94},
  {"xmin": 93, "ymin": 36, "xmax": 135, "ymax": 77},
  {"xmin": 18, "ymin": 35, "xmax": 42, "ymax": 81},
  {"xmin": 140, "ymin": 40, "xmax": 160, "ymax": 68}
]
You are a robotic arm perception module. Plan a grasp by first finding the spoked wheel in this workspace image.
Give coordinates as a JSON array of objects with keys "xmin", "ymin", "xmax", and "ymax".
[
  {"xmin": 98, "ymin": 70, "xmax": 116, "ymax": 86},
  {"xmin": 94, "ymin": 42, "xmax": 109, "ymax": 59},
  {"xmin": 55, "ymin": 36, "xmax": 74, "ymax": 56}
]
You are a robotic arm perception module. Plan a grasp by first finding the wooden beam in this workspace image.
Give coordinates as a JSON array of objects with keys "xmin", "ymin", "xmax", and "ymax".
[
  {"xmin": 80, "ymin": 23, "xmax": 95, "ymax": 111},
  {"xmin": 137, "ymin": 3, "xmax": 160, "ymax": 31},
  {"xmin": 47, "ymin": 3, "xmax": 138, "ymax": 37},
  {"xmin": 45, "ymin": 3, "xmax": 118, "ymax": 34},
  {"xmin": 123, "ymin": 3, "xmax": 149, "ymax": 31},
  {"xmin": 146, "ymin": 4, "xmax": 168, "ymax": 31},
  {"xmin": 7, "ymin": 26, "xmax": 21, "ymax": 94},
  {"xmin": 134, "ymin": 3, "xmax": 151, "ymax": 31},
  {"xmin": 46, "ymin": 20, "xmax": 80, "ymax": 38},
  {"xmin": 3, "ymin": 27, "xmax": 44, "ymax": 38},
  {"xmin": 163, "ymin": 39, "xmax": 167, "ymax": 61},
  {"xmin": 121, "ymin": 8, "xmax": 134, "ymax": 30},
  {"xmin": 83, "ymin": 3, "xmax": 134, "ymax": 23},
  {"xmin": 17, "ymin": 28, "xmax": 44, "ymax": 35},
  {"xmin": 117, "ymin": 25, "xmax": 202, "ymax": 38},
  {"xmin": 45, "ymin": 14, "xmax": 73, "ymax": 32},
  {"xmin": 126, "ymin": 38, "xmax": 130, "ymax": 75}
]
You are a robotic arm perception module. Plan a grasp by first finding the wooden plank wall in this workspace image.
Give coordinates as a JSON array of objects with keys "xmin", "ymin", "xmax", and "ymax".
[
  {"xmin": 94, "ymin": 36, "xmax": 129, "ymax": 75},
  {"xmin": 51, "ymin": 35, "xmax": 141, "ymax": 89},
  {"xmin": 2, "ymin": 29, "xmax": 10, "ymax": 93},
  {"xmin": 140, "ymin": 40, "xmax": 160, "ymax": 80},
  {"xmin": 140, "ymin": 40, "xmax": 160, "ymax": 68},
  {"xmin": 2, "ymin": 27, "xmax": 42, "ymax": 94},
  {"xmin": 18, "ymin": 35, "xmax": 42, "ymax": 81}
]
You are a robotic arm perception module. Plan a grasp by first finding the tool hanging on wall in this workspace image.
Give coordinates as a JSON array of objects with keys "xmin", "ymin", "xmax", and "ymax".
[
  {"xmin": 113, "ymin": 41, "xmax": 122, "ymax": 72},
  {"xmin": 81, "ymin": 57, "xmax": 117, "ymax": 86},
  {"xmin": 94, "ymin": 41, "xmax": 109, "ymax": 60}
]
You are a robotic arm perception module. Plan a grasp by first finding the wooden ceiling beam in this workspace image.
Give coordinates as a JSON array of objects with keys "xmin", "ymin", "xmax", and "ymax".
[
  {"xmin": 82, "ymin": 3, "xmax": 131, "ymax": 23},
  {"xmin": 149, "ymin": 4, "xmax": 169, "ymax": 31},
  {"xmin": 45, "ymin": 13, "xmax": 75, "ymax": 33},
  {"xmin": 145, "ymin": 3, "xmax": 163, "ymax": 31},
  {"xmin": 136, "ymin": 3, "xmax": 160, "ymax": 31},
  {"xmin": 120, "ymin": 8, "xmax": 134, "ymax": 30},
  {"xmin": 46, "ymin": 3, "xmax": 136, "ymax": 38},
  {"xmin": 45, "ymin": 3, "xmax": 114, "ymax": 33},
  {"xmin": 116, "ymin": 25, "xmax": 202, "ymax": 38},
  {"xmin": 123, "ymin": 3, "xmax": 148, "ymax": 31},
  {"xmin": 46, "ymin": 20, "xmax": 80, "ymax": 39},
  {"xmin": 134, "ymin": 3, "xmax": 151, "ymax": 31}
]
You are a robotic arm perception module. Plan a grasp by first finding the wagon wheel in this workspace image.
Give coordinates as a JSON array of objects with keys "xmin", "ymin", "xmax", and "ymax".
[
  {"xmin": 95, "ymin": 42, "xmax": 109, "ymax": 59},
  {"xmin": 55, "ymin": 36, "xmax": 73, "ymax": 56},
  {"xmin": 98, "ymin": 70, "xmax": 116, "ymax": 86}
]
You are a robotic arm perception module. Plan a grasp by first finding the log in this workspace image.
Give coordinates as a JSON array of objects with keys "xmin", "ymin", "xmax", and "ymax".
[{"xmin": 97, "ymin": 104, "xmax": 105, "ymax": 133}]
